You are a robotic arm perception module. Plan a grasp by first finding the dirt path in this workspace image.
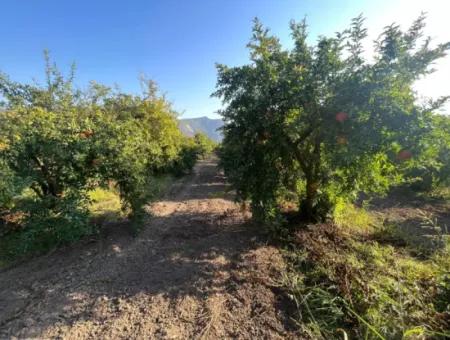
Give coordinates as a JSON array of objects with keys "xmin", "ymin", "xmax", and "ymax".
[{"xmin": 0, "ymin": 159, "xmax": 295, "ymax": 339}]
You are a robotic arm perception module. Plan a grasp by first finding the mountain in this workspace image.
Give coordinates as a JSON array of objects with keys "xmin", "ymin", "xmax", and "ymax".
[{"xmin": 178, "ymin": 116, "xmax": 223, "ymax": 142}]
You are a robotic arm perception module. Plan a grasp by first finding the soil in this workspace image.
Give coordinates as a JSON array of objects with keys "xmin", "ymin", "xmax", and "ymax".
[
  {"xmin": 0, "ymin": 158, "xmax": 298, "ymax": 339},
  {"xmin": 368, "ymin": 187, "xmax": 450, "ymax": 250}
]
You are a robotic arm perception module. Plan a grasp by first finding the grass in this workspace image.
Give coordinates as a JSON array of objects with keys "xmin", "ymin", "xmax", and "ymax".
[
  {"xmin": 88, "ymin": 175, "xmax": 175, "ymax": 220},
  {"xmin": 427, "ymin": 186, "xmax": 450, "ymax": 200},
  {"xmin": 88, "ymin": 187, "xmax": 123, "ymax": 221},
  {"xmin": 281, "ymin": 201, "xmax": 450, "ymax": 339}
]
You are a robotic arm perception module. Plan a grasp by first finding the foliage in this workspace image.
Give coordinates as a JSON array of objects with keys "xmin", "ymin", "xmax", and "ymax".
[
  {"xmin": 88, "ymin": 175, "xmax": 175, "ymax": 224},
  {"xmin": 405, "ymin": 114, "xmax": 450, "ymax": 191},
  {"xmin": 0, "ymin": 158, "xmax": 24, "ymax": 212},
  {"xmin": 13, "ymin": 194, "xmax": 92, "ymax": 254},
  {"xmin": 193, "ymin": 132, "xmax": 217, "ymax": 158},
  {"xmin": 214, "ymin": 14, "xmax": 450, "ymax": 223},
  {"xmin": 170, "ymin": 138, "xmax": 199, "ymax": 176},
  {"xmin": 0, "ymin": 55, "xmax": 197, "ymax": 256},
  {"xmin": 170, "ymin": 133, "xmax": 217, "ymax": 176},
  {"xmin": 88, "ymin": 187, "xmax": 123, "ymax": 220}
]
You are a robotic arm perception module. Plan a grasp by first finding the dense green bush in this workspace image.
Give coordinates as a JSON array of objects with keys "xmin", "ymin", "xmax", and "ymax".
[
  {"xmin": 0, "ymin": 158, "xmax": 23, "ymax": 212},
  {"xmin": 0, "ymin": 56, "xmax": 197, "ymax": 255},
  {"xmin": 170, "ymin": 133, "xmax": 217, "ymax": 176},
  {"xmin": 171, "ymin": 141, "xmax": 199, "ymax": 176},
  {"xmin": 14, "ymin": 194, "xmax": 91, "ymax": 253},
  {"xmin": 405, "ymin": 114, "xmax": 450, "ymax": 192},
  {"xmin": 215, "ymin": 14, "xmax": 450, "ymax": 223},
  {"xmin": 193, "ymin": 132, "xmax": 217, "ymax": 158}
]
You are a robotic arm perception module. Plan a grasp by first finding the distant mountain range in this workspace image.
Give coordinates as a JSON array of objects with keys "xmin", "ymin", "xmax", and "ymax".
[{"xmin": 178, "ymin": 116, "xmax": 223, "ymax": 142}]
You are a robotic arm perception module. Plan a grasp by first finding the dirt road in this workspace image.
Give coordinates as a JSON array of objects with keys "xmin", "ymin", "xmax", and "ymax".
[{"xmin": 0, "ymin": 159, "xmax": 295, "ymax": 339}]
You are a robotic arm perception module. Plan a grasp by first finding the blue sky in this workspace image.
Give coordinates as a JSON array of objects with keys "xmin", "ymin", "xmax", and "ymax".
[{"xmin": 1, "ymin": 0, "xmax": 449, "ymax": 118}]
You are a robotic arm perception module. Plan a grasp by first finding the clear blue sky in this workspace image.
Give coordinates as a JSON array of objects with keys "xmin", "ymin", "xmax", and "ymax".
[{"xmin": 1, "ymin": 0, "xmax": 448, "ymax": 118}]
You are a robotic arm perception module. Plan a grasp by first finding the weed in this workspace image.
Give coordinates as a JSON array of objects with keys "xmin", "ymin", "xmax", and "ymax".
[{"xmin": 282, "ymin": 203, "xmax": 450, "ymax": 339}]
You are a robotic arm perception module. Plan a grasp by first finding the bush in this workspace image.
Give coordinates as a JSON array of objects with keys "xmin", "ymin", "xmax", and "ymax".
[
  {"xmin": 0, "ymin": 158, "xmax": 23, "ymax": 212},
  {"xmin": 405, "ymin": 114, "xmax": 450, "ymax": 192},
  {"xmin": 171, "ymin": 141, "xmax": 199, "ymax": 176},
  {"xmin": 16, "ymin": 194, "xmax": 91, "ymax": 254},
  {"xmin": 0, "ymin": 56, "xmax": 198, "ymax": 256},
  {"xmin": 193, "ymin": 132, "xmax": 217, "ymax": 158}
]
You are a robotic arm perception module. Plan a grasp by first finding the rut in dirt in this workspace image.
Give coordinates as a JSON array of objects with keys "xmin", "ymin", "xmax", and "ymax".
[{"xmin": 0, "ymin": 158, "xmax": 297, "ymax": 339}]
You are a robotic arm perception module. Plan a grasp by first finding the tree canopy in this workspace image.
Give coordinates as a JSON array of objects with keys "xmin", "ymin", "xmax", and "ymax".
[
  {"xmin": 215, "ymin": 14, "xmax": 450, "ymax": 223},
  {"xmin": 0, "ymin": 55, "xmax": 200, "ymax": 253}
]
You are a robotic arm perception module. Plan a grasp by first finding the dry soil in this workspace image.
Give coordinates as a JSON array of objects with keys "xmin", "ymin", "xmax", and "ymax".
[{"xmin": 0, "ymin": 158, "xmax": 297, "ymax": 339}]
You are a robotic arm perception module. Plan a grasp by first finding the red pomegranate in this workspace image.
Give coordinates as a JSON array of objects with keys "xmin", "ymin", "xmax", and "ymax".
[
  {"xmin": 335, "ymin": 112, "xmax": 348, "ymax": 122},
  {"xmin": 397, "ymin": 149, "xmax": 412, "ymax": 161}
]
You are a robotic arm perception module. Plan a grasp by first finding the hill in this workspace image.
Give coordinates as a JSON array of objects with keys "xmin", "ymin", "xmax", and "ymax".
[{"xmin": 178, "ymin": 116, "xmax": 223, "ymax": 142}]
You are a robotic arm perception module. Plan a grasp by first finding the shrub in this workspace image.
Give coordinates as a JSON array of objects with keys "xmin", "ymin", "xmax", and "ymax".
[
  {"xmin": 193, "ymin": 132, "xmax": 217, "ymax": 158},
  {"xmin": 15, "ymin": 194, "xmax": 91, "ymax": 254},
  {"xmin": 406, "ymin": 114, "xmax": 450, "ymax": 192},
  {"xmin": 0, "ymin": 56, "xmax": 198, "ymax": 254}
]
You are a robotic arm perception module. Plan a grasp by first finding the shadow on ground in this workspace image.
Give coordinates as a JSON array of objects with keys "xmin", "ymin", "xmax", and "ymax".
[{"xmin": 0, "ymin": 158, "xmax": 294, "ymax": 339}]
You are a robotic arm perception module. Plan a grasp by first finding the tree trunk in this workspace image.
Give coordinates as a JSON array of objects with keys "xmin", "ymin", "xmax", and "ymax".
[{"xmin": 302, "ymin": 175, "xmax": 319, "ymax": 221}]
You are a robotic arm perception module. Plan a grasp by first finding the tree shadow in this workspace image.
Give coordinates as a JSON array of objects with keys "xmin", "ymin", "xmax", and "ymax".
[
  {"xmin": 369, "ymin": 186, "xmax": 449, "ymax": 211},
  {"xmin": 369, "ymin": 214, "xmax": 449, "ymax": 259},
  {"xmin": 0, "ymin": 184, "xmax": 289, "ymax": 337},
  {"xmin": 0, "ymin": 158, "xmax": 296, "ymax": 338},
  {"xmin": 168, "ymin": 159, "xmax": 235, "ymax": 201},
  {"xmin": 366, "ymin": 186, "xmax": 449, "ymax": 252}
]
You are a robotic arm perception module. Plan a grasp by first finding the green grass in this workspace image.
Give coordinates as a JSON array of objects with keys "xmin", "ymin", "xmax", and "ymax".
[
  {"xmin": 88, "ymin": 187, "xmax": 123, "ymax": 221},
  {"xmin": 333, "ymin": 201, "xmax": 379, "ymax": 234},
  {"xmin": 281, "ymin": 202, "xmax": 450, "ymax": 339},
  {"xmin": 87, "ymin": 174, "xmax": 175, "ymax": 222},
  {"xmin": 428, "ymin": 186, "xmax": 450, "ymax": 200}
]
